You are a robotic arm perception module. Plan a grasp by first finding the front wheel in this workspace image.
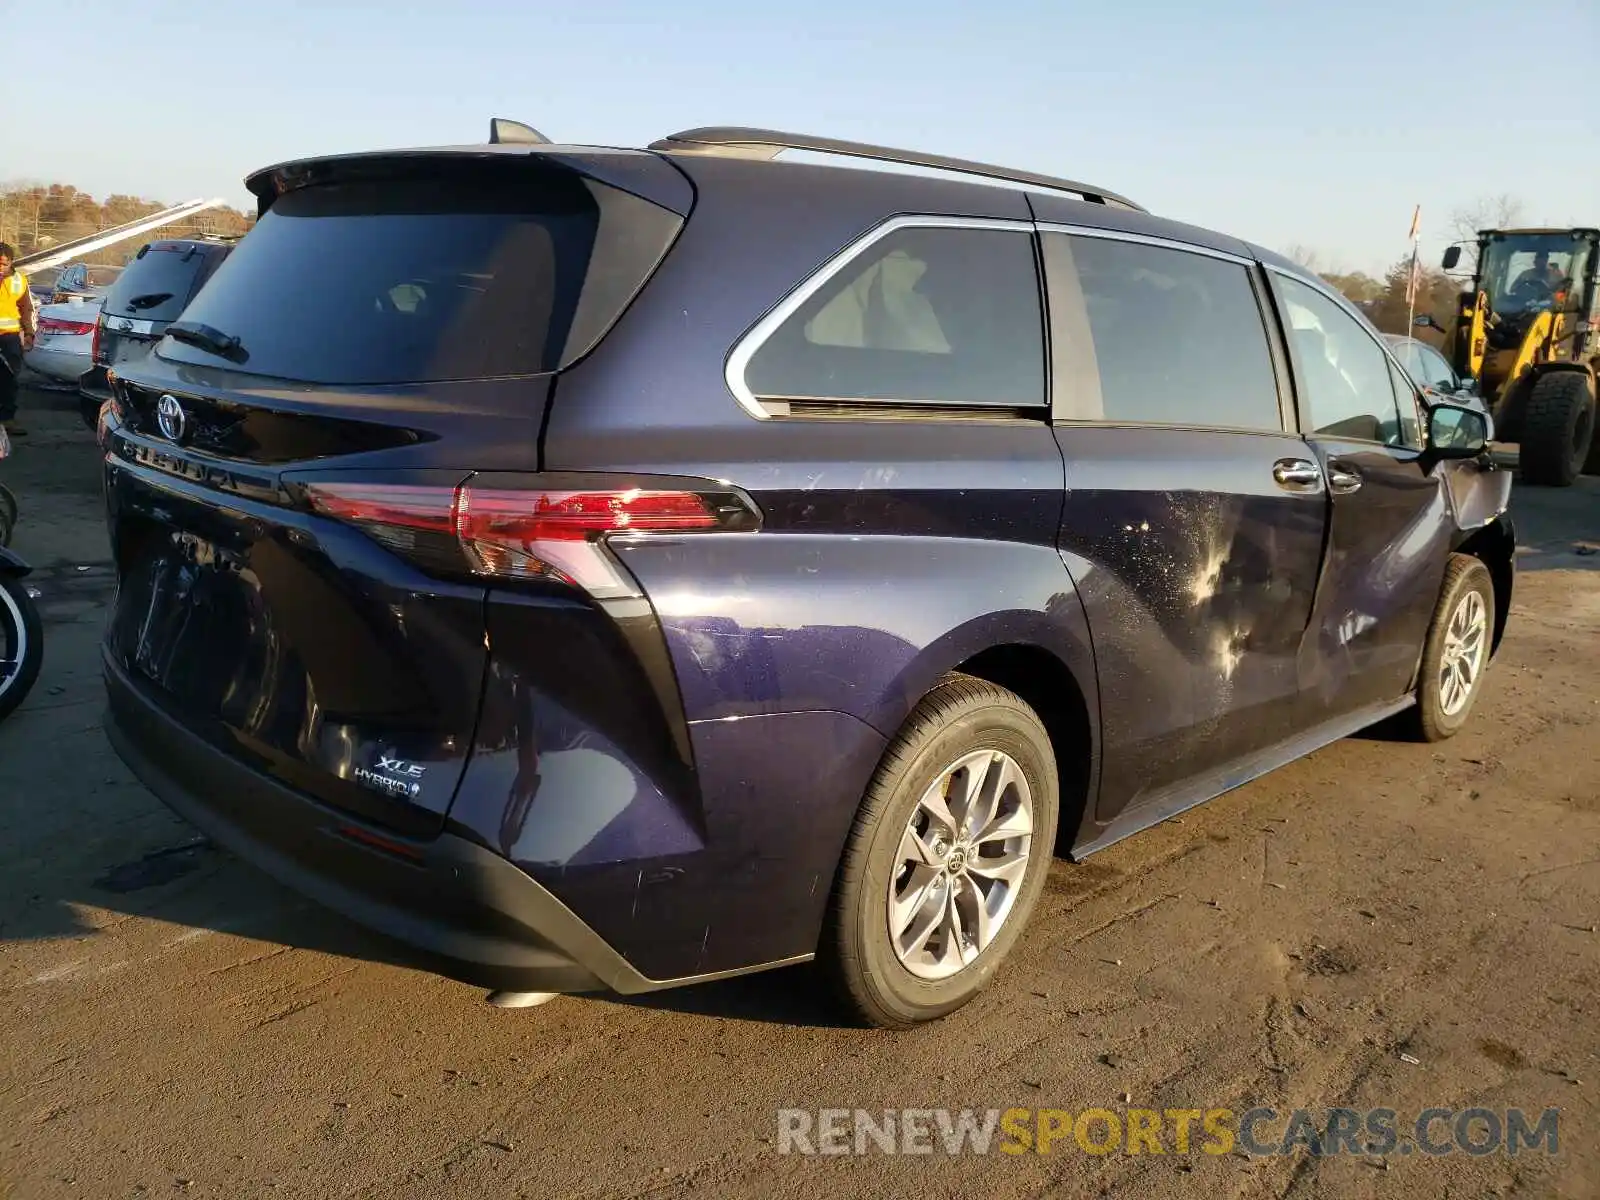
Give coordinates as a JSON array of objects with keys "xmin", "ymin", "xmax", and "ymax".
[
  {"xmin": 1409, "ymin": 555, "xmax": 1495, "ymax": 742},
  {"xmin": 1518, "ymin": 370, "xmax": 1595, "ymax": 487},
  {"xmin": 0, "ymin": 575, "xmax": 44, "ymax": 723},
  {"xmin": 822, "ymin": 675, "xmax": 1059, "ymax": 1028}
]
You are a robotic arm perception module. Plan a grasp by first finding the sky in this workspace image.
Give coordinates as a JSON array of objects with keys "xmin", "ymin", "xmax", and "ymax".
[{"xmin": 10, "ymin": 0, "xmax": 1598, "ymax": 274}]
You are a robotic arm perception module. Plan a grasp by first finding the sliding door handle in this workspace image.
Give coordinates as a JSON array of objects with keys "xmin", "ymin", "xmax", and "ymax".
[
  {"xmin": 1328, "ymin": 464, "xmax": 1362, "ymax": 494},
  {"xmin": 1272, "ymin": 458, "xmax": 1323, "ymax": 491}
]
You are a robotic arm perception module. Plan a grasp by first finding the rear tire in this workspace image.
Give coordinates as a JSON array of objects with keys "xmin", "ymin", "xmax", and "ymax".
[
  {"xmin": 0, "ymin": 575, "xmax": 44, "ymax": 723},
  {"xmin": 822, "ymin": 674, "xmax": 1059, "ymax": 1029},
  {"xmin": 1586, "ymin": 400, "xmax": 1600, "ymax": 476},
  {"xmin": 1518, "ymin": 371, "xmax": 1595, "ymax": 487},
  {"xmin": 1408, "ymin": 555, "xmax": 1495, "ymax": 742}
]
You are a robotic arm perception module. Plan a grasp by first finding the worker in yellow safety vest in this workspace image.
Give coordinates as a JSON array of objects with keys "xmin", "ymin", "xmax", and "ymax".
[{"xmin": 0, "ymin": 242, "xmax": 36, "ymax": 437}]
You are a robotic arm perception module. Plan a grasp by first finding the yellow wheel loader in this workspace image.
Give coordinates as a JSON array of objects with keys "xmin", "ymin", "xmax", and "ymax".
[{"xmin": 1429, "ymin": 228, "xmax": 1600, "ymax": 486}]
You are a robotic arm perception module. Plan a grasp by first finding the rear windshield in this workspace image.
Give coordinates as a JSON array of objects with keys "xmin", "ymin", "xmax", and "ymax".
[
  {"xmin": 101, "ymin": 246, "xmax": 216, "ymax": 322},
  {"xmin": 155, "ymin": 171, "xmax": 682, "ymax": 385}
]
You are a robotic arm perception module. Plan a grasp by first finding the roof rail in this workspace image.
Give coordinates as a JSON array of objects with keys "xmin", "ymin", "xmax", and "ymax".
[{"xmin": 649, "ymin": 126, "xmax": 1145, "ymax": 212}]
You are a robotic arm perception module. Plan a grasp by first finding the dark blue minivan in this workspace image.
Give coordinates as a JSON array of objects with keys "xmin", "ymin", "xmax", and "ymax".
[{"xmin": 98, "ymin": 127, "xmax": 1514, "ymax": 1026}]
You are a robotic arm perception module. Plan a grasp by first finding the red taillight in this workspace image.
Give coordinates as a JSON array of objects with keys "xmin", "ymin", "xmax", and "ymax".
[
  {"xmin": 91, "ymin": 318, "xmax": 103, "ymax": 364},
  {"xmin": 455, "ymin": 488, "xmax": 722, "ymax": 592},
  {"xmin": 302, "ymin": 483, "xmax": 464, "ymax": 575},
  {"xmin": 37, "ymin": 316, "xmax": 96, "ymax": 337},
  {"xmin": 303, "ymin": 479, "xmax": 755, "ymax": 598},
  {"xmin": 298, "ymin": 483, "xmax": 458, "ymax": 536}
]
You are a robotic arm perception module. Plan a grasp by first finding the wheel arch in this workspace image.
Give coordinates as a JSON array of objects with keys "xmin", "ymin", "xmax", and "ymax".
[
  {"xmin": 862, "ymin": 608, "xmax": 1102, "ymax": 859},
  {"xmin": 1454, "ymin": 516, "xmax": 1516, "ymax": 657},
  {"xmin": 1529, "ymin": 360, "xmax": 1597, "ymax": 384},
  {"xmin": 950, "ymin": 644, "xmax": 1098, "ymax": 857}
]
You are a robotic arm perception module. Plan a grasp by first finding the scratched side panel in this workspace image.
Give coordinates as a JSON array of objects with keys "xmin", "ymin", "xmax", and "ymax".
[
  {"xmin": 607, "ymin": 419, "xmax": 1081, "ymax": 728},
  {"xmin": 1297, "ymin": 441, "xmax": 1453, "ymax": 722},
  {"xmin": 1053, "ymin": 426, "xmax": 1328, "ymax": 825}
]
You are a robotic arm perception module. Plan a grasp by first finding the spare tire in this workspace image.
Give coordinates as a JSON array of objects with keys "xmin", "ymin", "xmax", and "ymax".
[{"xmin": 1518, "ymin": 370, "xmax": 1595, "ymax": 487}]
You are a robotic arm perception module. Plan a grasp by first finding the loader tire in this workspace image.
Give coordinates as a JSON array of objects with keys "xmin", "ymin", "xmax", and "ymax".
[{"xmin": 1518, "ymin": 371, "xmax": 1595, "ymax": 487}]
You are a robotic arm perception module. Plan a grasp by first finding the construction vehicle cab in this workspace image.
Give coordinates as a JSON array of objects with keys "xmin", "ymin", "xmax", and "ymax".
[{"xmin": 1432, "ymin": 228, "xmax": 1600, "ymax": 486}]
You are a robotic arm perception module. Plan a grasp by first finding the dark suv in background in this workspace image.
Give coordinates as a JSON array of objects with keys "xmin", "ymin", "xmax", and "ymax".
[
  {"xmin": 97, "ymin": 126, "xmax": 1514, "ymax": 1027},
  {"xmin": 78, "ymin": 236, "xmax": 236, "ymax": 426}
]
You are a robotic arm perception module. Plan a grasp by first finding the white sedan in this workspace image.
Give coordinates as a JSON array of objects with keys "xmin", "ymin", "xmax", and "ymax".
[{"xmin": 24, "ymin": 297, "xmax": 103, "ymax": 384}]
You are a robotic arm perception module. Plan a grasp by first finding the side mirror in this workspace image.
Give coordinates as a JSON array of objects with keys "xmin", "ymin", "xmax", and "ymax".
[
  {"xmin": 1427, "ymin": 401, "xmax": 1489, "ymax": 458},
  {"xmin": 1441, "ymin": 245, "xmax": 1462, "ymax": 271},
  {"xmin": 1413, "ymin": 313, "xmax": 1440, "ymax": 330}
]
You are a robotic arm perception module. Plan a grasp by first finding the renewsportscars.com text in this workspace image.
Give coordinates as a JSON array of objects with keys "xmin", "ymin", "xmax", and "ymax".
[{"xmin": 776, "ymin": 1106, "xmax": 1560, "ymax": 1158}]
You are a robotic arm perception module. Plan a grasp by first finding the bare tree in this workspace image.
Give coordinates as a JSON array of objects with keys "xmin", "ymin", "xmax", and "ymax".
[
  {"xmin": 1283, "ymin": 243, "xmax": 1323, "ymax": 273},
  {"xmin": 1448, "ymin": 194, "xmax": 1527, "ymax": 269}
]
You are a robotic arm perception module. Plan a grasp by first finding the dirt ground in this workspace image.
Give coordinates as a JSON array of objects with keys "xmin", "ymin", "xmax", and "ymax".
[{"xmin": 2, "ymin": 387, "xmax": 1597, "ymax": 1199}]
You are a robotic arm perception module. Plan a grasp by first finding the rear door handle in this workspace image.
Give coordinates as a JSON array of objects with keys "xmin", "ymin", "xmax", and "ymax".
[
  {"xmin": 1272, "ymin": 458, "xmax": 1323, "ymax": 492},
  {"xmin": 1328, "ymin": 464, "xmax": 1362, "ymax": 494}
]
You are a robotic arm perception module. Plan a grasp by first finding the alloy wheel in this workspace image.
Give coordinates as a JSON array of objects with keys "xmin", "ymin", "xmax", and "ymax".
[
  {"xmin": 1439, "ymin": 589, "xmax": 1487, "ymax": 717},
  {"xmin": 887, "ymin": 749, "xmax": 1034, "ymax": 980}
]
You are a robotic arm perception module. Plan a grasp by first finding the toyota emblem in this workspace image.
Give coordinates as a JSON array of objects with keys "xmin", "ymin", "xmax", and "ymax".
[{"xmin": 156, "ymin": 394, "xmax": 188, "ymax": 443}]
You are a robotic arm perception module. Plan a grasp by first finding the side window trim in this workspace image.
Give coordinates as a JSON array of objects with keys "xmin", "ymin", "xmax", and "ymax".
[
  {"xmin": 1035, "ymin": 222, "xmax": 1255, "ymax": 267},
  {"xmin": 1265, "ymin": 265, "xmax": 1423, "ymax": 449},
  {"xmin": 725, "ymin": 214, "xmax": 1041, "ymax": 421},
  {"xmin": 1387, "ymin": 358, "xmax": 1426, "ymax": 451},
  {"xmin": 1248, "ymin": 265, "xmax": 1301, "ymax": 435},
  {"xmin": 1038, "ymin": 226, "xmax": 1288, "ymax": 434}
]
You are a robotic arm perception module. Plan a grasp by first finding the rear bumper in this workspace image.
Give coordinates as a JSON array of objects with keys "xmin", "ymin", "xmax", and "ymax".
[
  {"xmin": 102, "ymin": 649, "xmax": 704, "ymax": 996},
  {"xmin": 23, "ymin": 344, "xmax": 90, "ymax": 382}
]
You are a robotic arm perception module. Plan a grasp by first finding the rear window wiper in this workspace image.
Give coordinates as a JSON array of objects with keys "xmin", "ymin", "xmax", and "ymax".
[
  {"xmin": 164, "ymin": 321, "xmax": 249, "ymax": 364},
  {"xmin": 124, "ymin": 292, "xmax": 174, "ymax": 311}
]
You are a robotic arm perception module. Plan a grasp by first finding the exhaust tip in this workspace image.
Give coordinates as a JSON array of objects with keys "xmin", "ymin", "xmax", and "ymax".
[{"xmin": 485, "ymin": 990, "xmax": 559, "ymax": 1009}]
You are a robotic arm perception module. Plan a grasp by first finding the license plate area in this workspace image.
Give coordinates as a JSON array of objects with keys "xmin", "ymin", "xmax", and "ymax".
[{"xmin": 105, "ymin": 462, "xmax": 491, "ymax": 833}]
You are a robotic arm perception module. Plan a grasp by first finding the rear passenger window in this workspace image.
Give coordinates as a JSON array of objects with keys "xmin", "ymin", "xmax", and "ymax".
[
  {"xmin": 743, "ymin": 225, "xmax": 1044, "ymax": 408},
  {"xmin": 1044, "ymin": 233, "xmax": 1282, "ymax": 430},
  {"xmin": 1276, "ymin": 275, "xmax": 1406, "ymax": 445}
]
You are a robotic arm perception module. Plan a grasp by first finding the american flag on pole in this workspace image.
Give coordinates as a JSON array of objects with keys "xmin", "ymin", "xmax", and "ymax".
[{"xmin": 1405, "ymin": 206, "xmax": 1422, "ymax": 306}]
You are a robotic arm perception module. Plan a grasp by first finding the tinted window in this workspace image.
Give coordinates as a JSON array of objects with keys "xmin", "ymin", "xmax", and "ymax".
[
  {"xmin": 1417, "ymin": 344, "xmax": 1457, "ymax": 390},
  {"xmin": 743, "ymin": 226, "xmax": 1044, "ymax": 407},
  {"xmin": 1277, "ymin": 275, "xmax": 1403, "ymax": 444},
  {"xmin": 101, "ymin": 246, "xmax": 215, "ymax": 322},
  {"xmin": 157, "ymin": 173, "xmax": 681, "ymax": 385},
  {"xmin": 1393, "ymin": 340, "xmax": 1427, "ymax": 386},
  {"xmin": 1046, "ymin": 234, "xmax": 1281, "ymax": 430}
]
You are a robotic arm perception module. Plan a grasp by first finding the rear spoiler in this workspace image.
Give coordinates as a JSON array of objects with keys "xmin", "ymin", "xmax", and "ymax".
[
  {"xmin": 17, "ymin": 199, "xmax": 231, "ymax": 273},
  {"xmin": 245, "ymin": 145, "xmax": 694, "ymax": 219}
]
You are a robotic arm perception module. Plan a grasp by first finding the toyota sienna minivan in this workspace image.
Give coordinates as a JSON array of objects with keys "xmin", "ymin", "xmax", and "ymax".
[{"xmin": 98, "ymin": 125, "xmax": 1513, "ymax": 1027}]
